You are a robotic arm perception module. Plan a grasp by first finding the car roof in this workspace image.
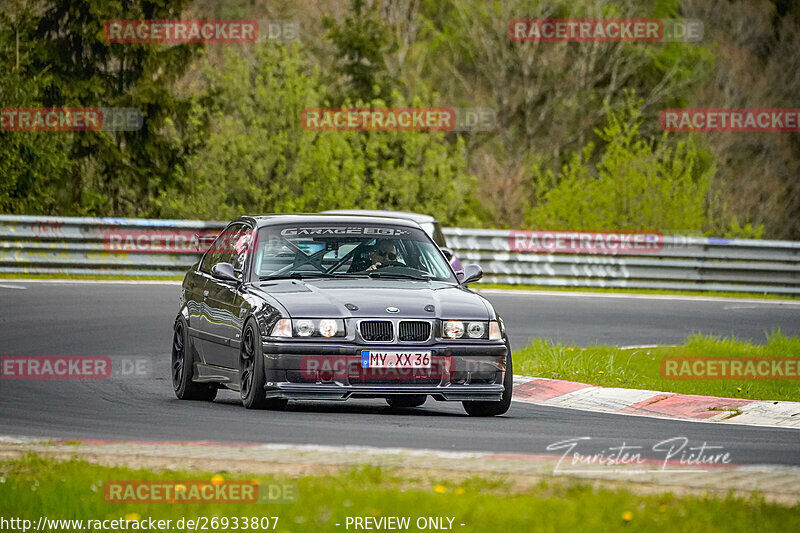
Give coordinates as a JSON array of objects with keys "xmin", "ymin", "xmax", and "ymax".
[
  {"xmin": 241, "ymin": 214, "xmax": 424, "ymax": 229},
  {"xmin": 320, "ymin": 209, "xmax": 437, "ymax": 224}
]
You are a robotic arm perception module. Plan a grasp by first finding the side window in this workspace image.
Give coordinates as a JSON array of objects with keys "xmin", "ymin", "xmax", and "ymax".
[
  {"xmin": 199, "ymin": 223, "xmax": 251, "ymax": 274},
  {"xmin": 230, "ymin": 228, "xmax": 252, "ymax": 272},
  {"xmin": 432, "ymin": 224, "xmax": 447, "ymax": 249},
  {"xmin": 198, "ymin": 246, "xmax": 216, "ymax": 275}
]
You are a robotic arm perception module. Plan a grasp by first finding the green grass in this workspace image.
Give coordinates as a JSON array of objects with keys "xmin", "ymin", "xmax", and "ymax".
[
  {"xmin": 477, "ymin": 282, "xmax": 799, "ymax": 300},
  {"xmin": 514, "ymin": 331, "xmax": 800, "ymax": 401},
  {"xmin": 1, "ymin": 455, "xmax": 797, "ymax": 532}
]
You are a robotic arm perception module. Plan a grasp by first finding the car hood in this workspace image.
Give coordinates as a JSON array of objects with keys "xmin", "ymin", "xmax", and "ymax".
[{"xmin": 251, "ymin": 279, "xmax": 493, "ymax": 320}]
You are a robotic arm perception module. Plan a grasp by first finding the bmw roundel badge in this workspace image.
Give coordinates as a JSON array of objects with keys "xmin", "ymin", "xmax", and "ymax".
[{"xmin": 386, "ymin": 306, "xmax": 400, "ymax": 313}]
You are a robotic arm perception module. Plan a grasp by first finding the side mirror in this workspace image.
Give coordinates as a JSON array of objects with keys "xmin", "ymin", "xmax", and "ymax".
[
  {"xmin": 462, "ymin": 263, "xmax": 483, "ymax": 284},
  {"xmin": 211, "ymin": 262, "xmax": 239, "ymax": 283}
]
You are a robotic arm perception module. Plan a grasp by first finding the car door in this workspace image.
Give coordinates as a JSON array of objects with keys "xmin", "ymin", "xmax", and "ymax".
[
  {"xmin": 182, "ymin": 262, "xmax": 209, "ymax": 362},
  {"xmin": 199, "ymin": 223, "xmax": 253, "ymax": 369}
]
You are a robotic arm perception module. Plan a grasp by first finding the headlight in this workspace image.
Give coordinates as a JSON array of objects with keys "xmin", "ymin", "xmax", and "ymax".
[
  {"xmin": 268, "ymin": 318, "xmax": 345, "ymax": 338},
  {"xmin": 443, "ymin": 320, "xmax": 465, "ymax": 339},
  {"xmin": 440, "ymin": 320, "xmax": 500, "ymax": 340},
  {"xmin": 467, "ymin": 322, "xmax": 485, "ymax": 338},
  {"xmin": 295, "ymin": 319, "xmax": 315, "ymax": 337},
  {"xmin": 318, "ymin": 319, "xmax": 339, "ymax": 338}
]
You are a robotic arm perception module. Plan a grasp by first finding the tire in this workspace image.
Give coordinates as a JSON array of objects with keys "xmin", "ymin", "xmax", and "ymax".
[
  {"xmin": 239, "ymin": 318, "xmax": 287, "ymax": 411},
  {"xmin": 386, "ymin": 395, "xmax": 427, "ymax": 408},
  {"xmin": 462, "ymin": 353, "xmax": 512, "ymax": 417},
  {"xmin": 172, "ymin": 317, "xmax": 217, "ymax": 401}
]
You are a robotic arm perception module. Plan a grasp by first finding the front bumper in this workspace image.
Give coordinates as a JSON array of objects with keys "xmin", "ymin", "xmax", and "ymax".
[{"xmin": 260, "ymin": 341, "xmax": 508, "ymax": 401}]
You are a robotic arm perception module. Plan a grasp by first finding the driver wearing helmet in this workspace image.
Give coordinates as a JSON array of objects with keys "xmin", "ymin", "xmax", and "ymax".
[{"xmin": 366, "ymin": 239, "xmax": 399, "ymax": 271}]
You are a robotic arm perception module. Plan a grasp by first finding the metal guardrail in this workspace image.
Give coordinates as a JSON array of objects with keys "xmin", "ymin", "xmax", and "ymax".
[
  {"xmin": 1, "ymin": 215, "xmax": 798, "ymax": 294},
  {"xmin": 0, "ymin": 215, "xmax": 224, "ymax": 278},
  {"xmin": 443, "ymin": 228, "xmax": 800, "ymax": 295}
]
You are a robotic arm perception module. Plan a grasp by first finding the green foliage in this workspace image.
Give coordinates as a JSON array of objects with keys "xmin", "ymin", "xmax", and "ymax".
[
  {"xmin": 524, "ymin": 96, "xmax": 715, "ymax": 232},
  {"xmin": 412, "ymin": 0, "xmax": 715, "ymax": 226},
  {"xmin": 724, "ymin": 220, "xmax": 765, "ymax": 239},
  {"xmin": 0, "ymin": 2, "xmax": 71, "ymax": 214},
  {"xmin": 1, "ymin": 0, "xmax": 201, "ymax": 216},
  {"xmin": 0, "ymin": 0, "xmax": 794, "ymax": 239},
  {"xmin": 322, "ymin": 0, "xmax": 399, "ymax": 105},
  {"xmin": 156, "ymin": 44, "xmax": 481, "ymax": 226}
]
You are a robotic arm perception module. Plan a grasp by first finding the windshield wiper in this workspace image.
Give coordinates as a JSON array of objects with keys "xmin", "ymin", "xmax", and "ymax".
[
  {"xmin": 367, "ymin": 272, "xmax": 431, "ymax": 281},
  {"xmin": 259, "ymin": 272, "xmax": 336, "ymax": 281}
]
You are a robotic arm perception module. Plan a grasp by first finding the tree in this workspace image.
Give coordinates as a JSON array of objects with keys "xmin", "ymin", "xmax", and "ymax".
[
  {"xmin": 524, "ymin": 97, "xmax": 723, "ymax": 234},
  {"xmin": 25, "ymin": 0, "xmax": 200, "ymax": 215},
  {"xmin": 681, "ymin": 0, "xmax": 800, "ymax": 239},
  {"xmin": 0, "ymin": 1, "xmax": 71, "ymax": 215},
  {"xmin": 322, "ymin": 0, "xmax": 399, "ymax": 105},
  {"xmin": 410, "ymin": 0, "xmax": 713, "ymax": 227},
  {"xmin": 156, "ymin": 43, "xmax": 481, "ymax": 226}
]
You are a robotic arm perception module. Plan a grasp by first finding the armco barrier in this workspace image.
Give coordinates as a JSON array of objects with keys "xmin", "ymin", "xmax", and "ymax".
[
  {"xmin": 0, "ymin": 215, "xmax": 225, "ymax": 278},
  {"xmin": 443, "ymin": 228, "xmax": 800, "ymax": 295},
  {"xmin": 0, "ymin": 215, "xmax": 798, "ymax": 295}
]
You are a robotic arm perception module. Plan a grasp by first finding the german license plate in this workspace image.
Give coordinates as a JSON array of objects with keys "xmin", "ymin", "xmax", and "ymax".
[{"xmin": 361, "ymin": 351, "xmax": 431, "ymax": 369}]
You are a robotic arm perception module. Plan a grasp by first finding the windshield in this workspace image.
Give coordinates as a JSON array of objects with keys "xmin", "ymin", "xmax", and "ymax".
[{"xmin": 252, "ymin": 223, "xmax": 456, "ymax": 282}]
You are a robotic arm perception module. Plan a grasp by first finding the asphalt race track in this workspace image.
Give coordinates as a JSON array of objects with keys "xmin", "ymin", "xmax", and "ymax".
[
  {"xmin": 483, "ymin": 289, "xmax": 800, "ymax": 348},
  {"xmin": 1, "ymin": 282, "xmax": 799, "ymax": 467}
]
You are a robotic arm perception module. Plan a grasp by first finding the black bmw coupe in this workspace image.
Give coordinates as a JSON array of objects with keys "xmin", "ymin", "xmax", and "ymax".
[{"xmin": 171, "ymin": 214, "xmax": 512, "ymax": 416}]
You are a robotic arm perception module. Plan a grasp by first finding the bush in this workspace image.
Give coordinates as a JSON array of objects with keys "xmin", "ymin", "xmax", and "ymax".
[
  {"xmin": 524, "ymin": 96, "xmax": 716, "ymax": 233},
  {"xmin": 157, "ymin": 43, "xmax": 481, "ymax": 226}
]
